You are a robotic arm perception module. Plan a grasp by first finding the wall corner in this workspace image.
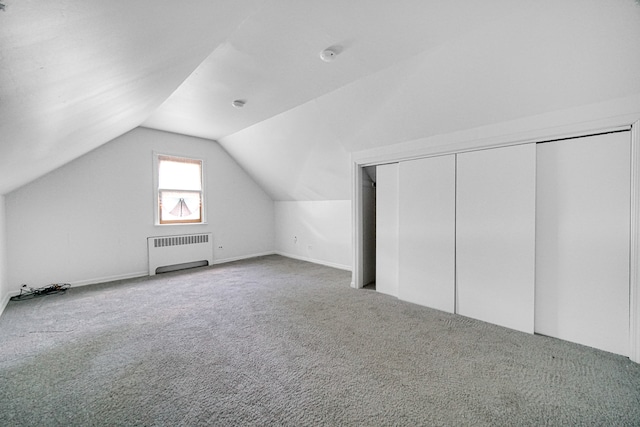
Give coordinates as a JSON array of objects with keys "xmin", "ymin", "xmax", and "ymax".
[
  {"xmin": 0, "ymin": 195, "xmax": 9, "ymax": 318},
  {"xmin": 630, "ymin": 120, "xmax": 640, "ymax": 364}
]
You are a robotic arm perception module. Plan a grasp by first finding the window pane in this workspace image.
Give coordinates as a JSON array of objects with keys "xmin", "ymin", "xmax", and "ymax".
[
  {"xmin": 159, "ymin": 190, "xmax": 202, "ymax": 223},
  {"xmin": 158, "ymin": 158, "xmax": 202, "ymax": 191}
]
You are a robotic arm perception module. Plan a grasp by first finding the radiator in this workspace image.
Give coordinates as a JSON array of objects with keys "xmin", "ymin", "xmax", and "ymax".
[{"xmin": 147, "ymin": 233, "xmax": 213, "ymax": 275}]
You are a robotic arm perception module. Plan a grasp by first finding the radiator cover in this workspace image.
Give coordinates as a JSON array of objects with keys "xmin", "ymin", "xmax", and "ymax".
[{"xmin": 147, "ymin": 233, "xmax": 213, "ymax": 275}]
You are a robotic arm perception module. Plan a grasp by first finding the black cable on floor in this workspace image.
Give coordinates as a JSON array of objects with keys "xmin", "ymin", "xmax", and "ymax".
[{"xmin": 9, "ymin": 283, "xmax": 71, "ymax": 301}]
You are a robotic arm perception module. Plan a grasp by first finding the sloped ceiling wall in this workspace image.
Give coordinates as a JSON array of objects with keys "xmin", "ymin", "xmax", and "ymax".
[
  {"xmin": 218, "ymin": 0, "xmax": 640, "ymax": 200},
  {"xmin": 0, "ymin": 0, "xmax": 265, "ymax": 195},
  {"xmin": 1, "ymin": 0, "xmax": 640, "ymax": 200}
]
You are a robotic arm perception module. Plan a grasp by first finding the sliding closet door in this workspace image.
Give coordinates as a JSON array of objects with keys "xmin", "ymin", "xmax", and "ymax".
[
  {"xmin": 398, "ymin": 155, "xmax": 456, "ymax": 312},
  {"xmin": 536, "ymin": 132, "xmax": 630, "ymax": 356},
  {"xmin": 376, "ymin": 163, "xmax": 399, "ymax": 297},
  {"xmin": 456, "ymin": 144, "xmax": 536, "ymax": 333}
]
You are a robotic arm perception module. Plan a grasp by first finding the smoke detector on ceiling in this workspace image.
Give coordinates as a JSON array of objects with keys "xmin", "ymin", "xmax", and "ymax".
[{"xmin": 319, "ymin": 48, "xmax": 338, "ymax": 62}]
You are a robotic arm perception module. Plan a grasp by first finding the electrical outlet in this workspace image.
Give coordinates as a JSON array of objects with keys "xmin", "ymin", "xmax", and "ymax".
[{"xmin": 218, "ymin": 245, "xmax": 223, "ymax": 250}]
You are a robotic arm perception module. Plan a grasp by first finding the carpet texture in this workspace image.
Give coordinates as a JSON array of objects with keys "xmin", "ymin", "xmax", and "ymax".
[{"xmin": 1, "ymin": 255, "xmax": 639, "ymax": 426}]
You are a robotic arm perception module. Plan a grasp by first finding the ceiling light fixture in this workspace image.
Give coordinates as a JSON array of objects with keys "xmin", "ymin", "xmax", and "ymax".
[{"xmin": 232, "ymin": 100, "xmax": 246, "ymax": 108}]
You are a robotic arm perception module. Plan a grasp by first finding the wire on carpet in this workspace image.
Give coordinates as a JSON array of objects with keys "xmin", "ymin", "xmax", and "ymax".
[{"xmin": 10, "ymin": 283, "xmax": 71, "ymax": 301}]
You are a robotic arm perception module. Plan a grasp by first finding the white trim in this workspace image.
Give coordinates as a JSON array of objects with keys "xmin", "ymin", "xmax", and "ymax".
[
  {"xmin": 0, "ymin": 291, "xmax": 12, "ymax": 318},
  {"xmin": 0, "ymin": 253, "xmax": 277, "ymax": 305},
  {"xmin": 351, "ymin": 161, "xmax": 364, "ymax": 287},
  {"xmin": 3, "ymin": 271, "xmax": 148, "ymax": 296},
  {"xmin": 353, "ymin": 94, "xmax": 640, "ymax": 166},
  {"xmin": 153, "ymin": 151, "xmax": 207, "ymax": 226},
  {"xmin": 70, "ymin": 271, "xmax": 149, "ymax": 288},
  {"xmin": 0, "ymin": 271, "xmax": 148, "ymax": 317},
  {"xmin": 353, "ymin": 123, "xmax": 632, "ymax": 167},
  {"xmin": 213, "ymin": 251, "xmax": 277, "ymax": 266},
  {"xmin": 275, "ymin": 251, "xmax": 352, "ymax": 271},
  {"xmin": 630, "ymin": 120, "xmax": 640, "ymax": 364}
]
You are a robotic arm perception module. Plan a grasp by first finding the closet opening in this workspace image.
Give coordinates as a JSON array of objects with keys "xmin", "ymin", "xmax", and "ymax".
[{"xmin": 361, "ymin": 166, "xmax": 377, "ymax": 290}]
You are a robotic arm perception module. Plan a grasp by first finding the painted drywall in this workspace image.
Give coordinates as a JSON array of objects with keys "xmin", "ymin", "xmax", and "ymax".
[
  {"xmin": 5, "ymin": 128, "xmax": 274, "ymax": 290},
  {"xmin": 220, "ymin": 100, "xmax": 353, "ymax": 201},
  {"xmin": 0, "ymin": 195, "xmax": 9, "ymax": 316},
  {"xmin": 219, "ymin": 0, "xmax": 640, "ymax": 202},
  {"xmin": 0, "ymin": 0, "xmax": 266, "ymax": 195},
  {"xmin": 274, "ymin": 201, "xmax": 351, "ymax": 270}
]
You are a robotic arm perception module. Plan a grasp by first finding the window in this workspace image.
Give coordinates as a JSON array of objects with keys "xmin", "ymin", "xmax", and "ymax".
[{"xmin": 157, "ymin": 154, "xmax": 203, "ymax": 224}]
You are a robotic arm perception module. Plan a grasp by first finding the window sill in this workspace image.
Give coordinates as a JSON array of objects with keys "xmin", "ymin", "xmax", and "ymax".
[{"xmin": 154, "ymin": 222, "xmax": 208, "ymax": 227}]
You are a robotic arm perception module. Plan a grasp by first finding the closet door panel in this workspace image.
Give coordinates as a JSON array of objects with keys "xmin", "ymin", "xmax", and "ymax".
[
  {"xmin": 535, "ymin": 132, "xmax": 630, "ymax": 356},
  {"xmin": 398, "ymin": 155, "xmax": 456, "ymax": 312},
  {"xmin": 456, "ymin": 144, "xmax": 536, "ymax": 333},
  {"xmin": 376, "ymin": 163, "xmax": 399, "ymax": 297}
]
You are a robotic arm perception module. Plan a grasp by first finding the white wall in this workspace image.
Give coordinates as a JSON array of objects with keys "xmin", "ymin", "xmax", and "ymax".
[
  {"xmin": 5, "ymin": 127, "xmax": 275, "ymax": 290},
  {"xmin": 274, "ymin": 200, "xmax": 351, "ymax": 270},
  {"xmin": 0, "ymin": 195, "xmax": 9, "ymax": 316},
  {"xmin": 220, "ymin": 1, "xmax": 640, "ymax": 202}
]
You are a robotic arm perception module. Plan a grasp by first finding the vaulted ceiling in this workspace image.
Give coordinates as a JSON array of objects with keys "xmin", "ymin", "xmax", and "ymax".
[{"xmin": 2, "ymin": 0, "xmax": 640, "ymax": 199}]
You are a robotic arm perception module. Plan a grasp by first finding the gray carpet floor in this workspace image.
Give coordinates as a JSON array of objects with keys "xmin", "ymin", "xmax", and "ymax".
[{"xmin": 1, "ymin": 255, "xmax": 639, "ymax": 426}]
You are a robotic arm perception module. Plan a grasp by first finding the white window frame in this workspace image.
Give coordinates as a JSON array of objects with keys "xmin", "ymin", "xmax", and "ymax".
[{"xmin": 153, "ymin": 152, "xmax": 206, "ymax": 226}]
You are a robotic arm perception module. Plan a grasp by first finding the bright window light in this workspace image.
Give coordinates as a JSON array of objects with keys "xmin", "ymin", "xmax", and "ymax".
[{"xmin": 157, "ymin": 155, "xmax": 203, "ymax": 224}]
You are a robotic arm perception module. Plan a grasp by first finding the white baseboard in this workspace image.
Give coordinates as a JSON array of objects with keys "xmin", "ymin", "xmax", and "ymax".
[
  {"xmin": 1, "ymin": 271, "xmax": 151, "ymax": 305},
  {"xmin": 213, "ymin": 251, "xmax": 276, "ymax": 265},
  {"xmin": 0, "ymin": 255, "xmax": 272, "ymax": 305},
  {"xmin": 275, "ymin": 251, "xmax": 352, "ymax": 271},
  {"xmin": 0, "ymin": 287, "xmax": 25, "ymax": 317},
  {"xmin": 0, "ymin": 291, "xmax": 13, "ymax": 318},
  {"xmin": 69, "ymin": 271, "xmax": 149, "ymax": 288},
  {"xmin": 0, "ymin": 253, "xmax": 350, "ymax": 319}
]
